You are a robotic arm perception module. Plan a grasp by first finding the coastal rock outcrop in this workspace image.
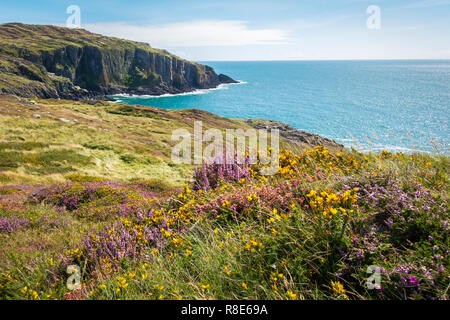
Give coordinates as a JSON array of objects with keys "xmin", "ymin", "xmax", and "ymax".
[
  {"xmin": 246, "ymin": 119, "xmax": 344, "ymax": 149},
  {"xmin": 0, "ymin": 23, "xmax": 237, "ymax": 100}
]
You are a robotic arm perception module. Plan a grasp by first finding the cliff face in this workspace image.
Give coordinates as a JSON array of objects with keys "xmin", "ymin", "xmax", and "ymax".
[{"xmin": 0, "ymin": 23, "xmax": 237, "ymax": 99}]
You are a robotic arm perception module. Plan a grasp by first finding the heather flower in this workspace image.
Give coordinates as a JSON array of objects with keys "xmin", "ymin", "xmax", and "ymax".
[
  {"xmin": 0, "ymin": 216, "xmax": 30, "ymax": 234},
  {"xmin": 193, "ymin": 153, "xmax": 252, "ymax": 191}
]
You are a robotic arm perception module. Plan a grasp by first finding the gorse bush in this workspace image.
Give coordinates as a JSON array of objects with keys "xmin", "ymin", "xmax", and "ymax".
[{"xmin": 0, "ymin": 147, "xmax": 448, "ymax": 300}]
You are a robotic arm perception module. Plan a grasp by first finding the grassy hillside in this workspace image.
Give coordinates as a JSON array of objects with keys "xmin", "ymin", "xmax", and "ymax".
[
  {"xmin": 0, "ymin": 23, "xmax": 169, "ymax": 56},
  {"xmin": 0, "ymin": 23, "xmax": 236, "ymax": 99},
  {"xmin": 0, "ymin": 95, "xmax": 257, "ymax": 186},
  {"xmin": 0, "ymin": 95, "xmax": 448, "ymax": 300}
]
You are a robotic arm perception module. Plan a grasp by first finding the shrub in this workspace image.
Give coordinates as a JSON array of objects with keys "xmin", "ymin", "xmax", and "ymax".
[
  {"xmin": 0, "ymin": 151, "xmax": 24, "ymax": 170},
  {"xmin": 0, "ymin": 216, "xmax": 30, "ymax": 234},
  {"xmin": 193, "ymin": 154, "xmax": 252, "ymax": 191},
  {"xmin": 120, "ymin": 154, "xmax": 138, "ymax": 164},
  {"xmin": 82, "ymin": 143, "xmax": 114, "ymax": 151}
]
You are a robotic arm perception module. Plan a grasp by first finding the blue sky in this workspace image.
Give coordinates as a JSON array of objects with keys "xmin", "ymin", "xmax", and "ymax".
[{"xmin": 1, "ymin": 0, "xmax": 449, "ymax": 61}]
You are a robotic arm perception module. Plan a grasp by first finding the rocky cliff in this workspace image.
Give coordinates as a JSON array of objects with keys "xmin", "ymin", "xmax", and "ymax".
[{"xmin": 0, "ymin": 23, "xmax": 237, "ymax": 100}]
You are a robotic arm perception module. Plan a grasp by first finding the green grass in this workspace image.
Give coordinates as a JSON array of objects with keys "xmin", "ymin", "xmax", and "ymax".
[
  {"xmin": 0, "ymin": 95, "xmax": 257, "ymax": 186},
  {"xmin": 0, "ymin": 95, "xmax": 447, "ymax": 301},
  {"xmin": 0, "ymin": 23, "xmax": 215, "ymax": 97}
]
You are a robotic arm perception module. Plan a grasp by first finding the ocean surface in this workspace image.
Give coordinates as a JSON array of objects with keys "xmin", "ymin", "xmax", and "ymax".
[{"xmin": 113, "ymin": 60, "xmax": 450, "ymax": 153}]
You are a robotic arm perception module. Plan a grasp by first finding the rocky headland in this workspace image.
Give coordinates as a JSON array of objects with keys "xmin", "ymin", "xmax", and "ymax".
[
  {"xmin": 246, "ymin": 119, "xmax": 343, "ymax": 150},
  {"xmin": 0, "ymin": 23, "xmax": 237, "ymax": 100}
]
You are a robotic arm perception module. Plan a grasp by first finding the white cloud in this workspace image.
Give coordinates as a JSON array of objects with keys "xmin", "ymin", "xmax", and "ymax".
[{"xmin": 83, "ymin": 20, "xmax": 289, "ymax": 47}]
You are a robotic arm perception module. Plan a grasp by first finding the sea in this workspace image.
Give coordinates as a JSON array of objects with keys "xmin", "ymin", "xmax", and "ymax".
[{"xmin": 112, "ymin": 60, "xmax": 450, "ymax": 153}]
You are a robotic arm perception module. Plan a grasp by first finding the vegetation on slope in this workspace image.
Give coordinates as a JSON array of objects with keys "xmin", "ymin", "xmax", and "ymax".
[
  {"xmin": 0, "ymin": 95, "xmax": 259, "ymax": 186},
  {"xmin": 0, "ymin": 96, "xmax": 448, "ymax": 300},
  {"xmin": 0, "ymin": 23, "xmax": 236, "ymax": 99},
  {"xmin": 0, "ymin": 23, "xmax": 168, "ymax": 55}
]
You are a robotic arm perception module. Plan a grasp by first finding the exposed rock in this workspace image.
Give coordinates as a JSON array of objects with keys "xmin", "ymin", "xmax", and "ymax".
[
  {"xmin": 218, "ymin": 74, "xmax": 237, "ymax": 84},
  {"xmin": 246, "ymin": 119, "xmax": 344, "ymax": 150},
  {"xmin": 58, "ymin": 118, "xmax": 75, "ymax": 124},
  {"xmin": 0, "ymin": 23, "xmax": 238, "ymax": 100},
  {"xmin": 32, "ymin": 114, "xmax": 40, "ymax": 119}
]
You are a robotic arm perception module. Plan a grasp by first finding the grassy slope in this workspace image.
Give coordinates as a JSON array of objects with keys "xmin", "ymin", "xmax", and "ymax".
[
  {"xmin": 0, "ymin": 95, "xmax": 259, "ymax": 186},
  {"xmin": 0, "ymin": 95, "xmax": 448, "ymax": 300},
  {"xmin": 0, "ymin": 23, "xmax": 175, "ymax": 59}
]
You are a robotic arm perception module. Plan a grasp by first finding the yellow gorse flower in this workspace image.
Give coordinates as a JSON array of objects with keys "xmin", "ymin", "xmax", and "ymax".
[
  {"xmin": 286, "ymin": 290, "xmax": 297, "ymax": 300},
  {"xmin": 331, "ymin": 280, "xmax": 347, "ymax": 297}
]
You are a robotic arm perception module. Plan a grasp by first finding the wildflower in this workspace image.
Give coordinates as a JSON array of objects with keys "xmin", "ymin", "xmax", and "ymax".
[
  {"xmin": 306, "ymin": 190, "xmax": 317, "ymax": 198},
  {"xmin": 286, "ymin": 290, "xmax": 297, "ymax": 300},
  {"xmin": 224, "ymin": 265, "xmax": 231, "ymax": 276},
  {"xmin": 161, "ymin": 228, "xmax": 171, "ymax": 238},
  {"xmin": 29, "ymin": 290, "xmax": 38, "ymax": 300},
  {"xmin": 267, "ymin": 217, "xmax": 275, "ymax": 224},
  {"xmin": 242, "ymin": 282, "xmax": 248, "ymax": 290},
  {"xmin": 331, "ymin": 280, "xmax": 346, "ymax": 297},
  {"xmin": 201, "ymin": 284, "xmax": 210, "ymax": 290}
]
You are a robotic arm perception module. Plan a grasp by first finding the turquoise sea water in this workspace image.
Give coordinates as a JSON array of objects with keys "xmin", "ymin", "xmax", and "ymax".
[{"xmin": 113, "ymin": 60, "xmax": 450, "ymax": 153}]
